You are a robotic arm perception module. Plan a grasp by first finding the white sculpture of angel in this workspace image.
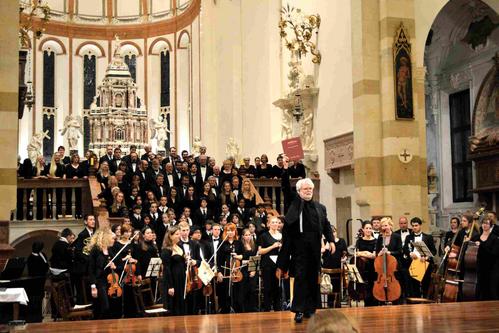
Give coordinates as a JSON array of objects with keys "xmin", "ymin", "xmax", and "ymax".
[
  {"xmin": 226, "ymin": 137, "xmax": 240, "ymax": 161},
  {"xmin": 60, "ymin": 115, "xmax": 83, "ymax": 150},
  {"xmin": 27, "ymin": 131, "xmax": 50, "ymax": 164},
  {"xmin": 192, "ymin": 136, "xmax": 202, "ymax": 156},
  {"xmin": 149, "ymin": 118, "xmax": 170, "ymax": 150}
]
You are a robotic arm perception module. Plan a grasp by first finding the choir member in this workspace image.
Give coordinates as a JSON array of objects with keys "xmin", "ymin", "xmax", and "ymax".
[
  {"xmin": 63, "ymin": 153, "xmax": 88, "ymax": 218},
  {"xmin": 257, "ymin": 215, "xmax": 282, "ymax": 311}
]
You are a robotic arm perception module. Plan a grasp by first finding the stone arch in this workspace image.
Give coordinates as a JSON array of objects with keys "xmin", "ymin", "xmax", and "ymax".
[
  {"xmin": 38, "ymin": 37, "xmax": 67, "ymax": 55},
  {"xmin": 121, "ymin": 41, "xmax": 143, "ymax": 56},
  {"xmin": 149, "ymin": 37, "xmax": 173, "ymax": 55},
  {"xmin": 11, "ymin": 229, "xmax": 59, "ymax": 259},
  {"xmin": 177, "ymin": 30, "xmax": 191, "ymax": 49},
  {"xmin": 75, "ymin": 41, "xmax": 106, "ymax": 58}
]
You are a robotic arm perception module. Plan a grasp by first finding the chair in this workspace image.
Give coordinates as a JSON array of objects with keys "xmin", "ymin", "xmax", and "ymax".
[
  {"xmin": 133, "ymin": 279, "xmax": 168, "ymax": 317},
  {"xmin": 321, "ymin": 268, "xmax": 343, "ymax": 308},
  {"xmin": 51, "ymin": 280, "xmax": 93, "ymax": 321}
]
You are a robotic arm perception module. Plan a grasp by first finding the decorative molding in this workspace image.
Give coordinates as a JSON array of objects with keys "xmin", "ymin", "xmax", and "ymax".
[
  {"xmin": 449, "ymin": 68, "xmax": 472, "ymax": 90},
  {"xmin": 324, "ymin": 132, "xmax": 354, "ymax": 175},
  {"xmin": 75, "ymin": 41, "xmax": 106, "ymax": 58},
  {"xmin": 149, "ymin": 37, "xmax": 173, "ymax": 55},
  {"xmin": 22, "ymin": 0, "xmax": 200, "ymax": 40},
  {"xmin": 38, "ymin": 37, "xmax": 67, "ymax": 55}
]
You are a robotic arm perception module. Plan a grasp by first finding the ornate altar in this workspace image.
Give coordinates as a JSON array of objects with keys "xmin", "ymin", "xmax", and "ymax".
[
  {"xmin": 88, "ymin": 37, "xmax": 148, "ymax": 154},
  {"xmin": 468, "ymin": 53, "xmax": 499, "ymax": 207}
]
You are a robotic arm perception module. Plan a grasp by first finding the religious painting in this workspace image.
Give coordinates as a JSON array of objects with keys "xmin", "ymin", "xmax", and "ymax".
[{"xmin": 393, "ymin": 23, "xmax": 414, "ymax": 120}]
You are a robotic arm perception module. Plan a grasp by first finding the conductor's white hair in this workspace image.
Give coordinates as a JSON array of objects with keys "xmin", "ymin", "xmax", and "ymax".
[{"xmin": 296, "ymin": 178, "xmax": 314, "ymax": 192}]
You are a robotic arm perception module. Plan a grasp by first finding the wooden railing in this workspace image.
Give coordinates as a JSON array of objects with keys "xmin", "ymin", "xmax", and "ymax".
[
  {"xmin": 14, "ymin": 178, "xmax": 93, "ymax": 222},
  {"xmin": 249, "ymin": 177, "xmax": 320, "ymax": 215}
]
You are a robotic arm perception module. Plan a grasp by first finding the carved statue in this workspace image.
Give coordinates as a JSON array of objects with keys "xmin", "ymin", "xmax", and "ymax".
[
  {"xmin": 282, "ymin": 110, "xmax": 293, "ymax": 139},
  {"xmin": 226, "ymin": 137, "xmax": 240, "ymax": 161},
  {"xmin": 90, "ymin": 96, "xmax": 98, "ymax": 111},
  {"xmin": 192, "ymin": 136, "xmax": 202, "ymax": 156},
  {"xmin": 150, "ymin": 118, "xmax": 170, "ymax": 150},
  {"xmin": 427, "ymin": 163, "xmax": 438, "ymax": 194},
  {"xmin": 300, "ymin": 109, "xmax": 314, "ymax": 150},
  {"xmin": 27, "ymin": 131, "xmax": 50, "ymax": 163},
  {"xmin": 60, "ymin": 115, "xmax": 83, "ymax": 150}
]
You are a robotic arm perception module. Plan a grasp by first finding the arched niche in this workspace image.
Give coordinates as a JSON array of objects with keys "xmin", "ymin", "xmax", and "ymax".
[
  {"xmin": 75, "ymin": 41, "xmax": 106, "ymax": 58},
  {"xmin": 38, "ymin": 37, "xmax": 67, "ymax": 55}
]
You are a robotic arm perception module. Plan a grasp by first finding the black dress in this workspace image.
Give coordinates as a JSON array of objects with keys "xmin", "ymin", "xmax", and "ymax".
[
  {"xmin": 240, "ymin": 245, "xmax": 258, "ymax": 312},
  {"xmin": 258, "ymin": 231, "xmax": 282, "ymax": 311},
  {"xmin": 355, "ymin": 238, "xmax": 377, "ymax": 306},
  {"xmin": 161, "ymin": 247, "xmax": 186, "ymax": 315},
  {"xmin": 216, "ymin": 240, "xmax": 243, "ymax": 313},
  {"xmin": 65, "ymin": 163, "xmax": 88, "ymax": 217},
  {"xmin": 88, "ymin": 247, "xmax": 117, "ymax": 320},
  {"xmin": 322, "ymin": 237, "xmax": 347, "ymax": 306},
  {"xmin": 136, "ymin": 241, "xmax": 160, "ymax": 296},
  {"xmin": 476, "ymin": 233, "xmax": 498, "ymax": 300}
]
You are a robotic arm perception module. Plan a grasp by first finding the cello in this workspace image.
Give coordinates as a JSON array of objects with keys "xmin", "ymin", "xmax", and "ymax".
[
  {"xmin": 373, "ymin": 239, "xmax": 401, "ymax": 303},
  {"xmin": 462, "ymin": 209, "xmax": 484, "ymax": 301}
]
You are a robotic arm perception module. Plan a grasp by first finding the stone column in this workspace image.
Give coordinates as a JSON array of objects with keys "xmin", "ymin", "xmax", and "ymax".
[
  {"xmin": 0, "ymin": 0, "xmax": 18, "ymax": 268},
  {"xmin": 352, "ymin": 0, "xmax": 429, "ymax": 226}
]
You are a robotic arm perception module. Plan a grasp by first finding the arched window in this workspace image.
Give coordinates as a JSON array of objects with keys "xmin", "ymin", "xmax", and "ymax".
[
  {"xmin": 160, "ymin": 50, "xmax": 170, "ymax": 107},
  {"xmin": 115, "ymin": 128, "xmax": 124, "ymax": 141},
  {"xmin": 83, "ymin": 54, "xmax": 96, "ymax": 152},
  {"xmin": 124, "ymin": 54, "xmax": 137, "ymax": 82},
  {"xmin": 42, "ymin": 51, "xmax": 55, "ymax": 160}
]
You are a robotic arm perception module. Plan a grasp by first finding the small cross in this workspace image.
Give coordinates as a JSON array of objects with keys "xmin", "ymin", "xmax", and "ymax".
[{"xmin": 400, "ymin": 149, "xmax": 411, "ymax": 162}]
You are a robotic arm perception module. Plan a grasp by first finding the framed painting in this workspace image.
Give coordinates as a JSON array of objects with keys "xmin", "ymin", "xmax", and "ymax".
[{"xmin": 393, "ymin": 23, "xmax": 414, "ymax": 120}]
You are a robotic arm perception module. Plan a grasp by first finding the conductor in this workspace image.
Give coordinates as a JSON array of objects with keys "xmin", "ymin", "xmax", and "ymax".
[{"xmin": 276, "ymin": 154, "xmax": 335, "ymax": 323}]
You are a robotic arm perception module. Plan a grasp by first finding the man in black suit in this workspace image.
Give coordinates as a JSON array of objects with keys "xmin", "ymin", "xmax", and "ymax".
[
  {"xmin": 99, "ymin": 145, "xmax": 114, "ymax": 165},
  {"xmin": 276, "ymin": 155, "xmax": 334, "ymax": 323},
  {"xmin": 178, "ymin": 175, "xmax": 191, "ymax": 200},
  {"xmin": 394, "ymin": 216, "xmax": 412, "ymax": 299},
  {"xmin": 193, "ymin": 198, "xmax": 213, "ymax": 227},
  {"xmin": 130, "ymin": 205, "xmax": 144, "ymax": 230},
  {"xmin": 178, "ymin": 221, "xmax": 202, "ymax": 314},
  {"xmin": 235, "ymin": 198, "xmax": 251, "ymax": 224},
  {"xmin": 188, "ymin": 163, "xmax": 203, "ymax": 193},
  {"xmin": 50, "ymin": 228, "xmax": 75, "ymax": 270},
  {"xmin": 146, "ymin": 158, "xmax": 164, "ymax": 189},
  {"xmin": 108, "ymin": 147, "xmax": 123, "ymax": 174},
  {"xmin": 202, "ymin": 223, "xmax": 222, "ymax": 269},
  {"xmin": 197, "ymin": 155, "xmax": 213, "ymax": 182},
  {"xmin": 57, "ymin": 146, "xmax": 71, "ymax": 165},
  {"xmin": 126, "ymin": 150, "xmax": 140, "ymax": 174},
  {"xmin": 403, "ymin": 217, "xmax": 436, "ymax": 298},
  {"xmin": 148, "ymin": 202, "xmax": 161, "ymax": 228},
  {"xmin": 122, "ymin": 144, "xmax": 137, "ymax": 164},
  {"xmin": 162, "ymin": 146, "xmax": 180, "ymax": 166},
  {"xmin": 72, "ymin": 214, "xmax": 95, "ymax": 304},
  {"xmin": 151, "ymin": 174, "xmax": 168, "ymax": 201},
  {"xmin": 141, "ymin": 144, "xmax": 152, "ymax": 161},
  {"xmin": 163, "ymin": 162, "xmax": 179, "ymax": 190}
]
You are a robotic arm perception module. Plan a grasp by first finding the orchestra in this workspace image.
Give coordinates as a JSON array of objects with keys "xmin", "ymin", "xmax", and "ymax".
[{"xmin": 16, "ymin": 148, "xmax": 499, "ymax": 321}]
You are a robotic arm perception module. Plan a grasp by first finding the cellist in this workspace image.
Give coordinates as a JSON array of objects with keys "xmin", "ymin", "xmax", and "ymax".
[{"xmin": 375, "ymin": 217, "xmax": 403, "ymax": 301}]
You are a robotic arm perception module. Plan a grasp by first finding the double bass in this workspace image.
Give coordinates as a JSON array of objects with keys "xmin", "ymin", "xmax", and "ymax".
[{"xmin": 373, "ymin": 240, "xmax": 401, "ymax": 303}]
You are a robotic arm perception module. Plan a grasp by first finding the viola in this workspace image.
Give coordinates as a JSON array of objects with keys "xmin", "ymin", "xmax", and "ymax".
[
  {"xmin": 186, "ymin": 256, "xmax": 203, "ymax": 294},
  {"xmin": 230, "ymin": 258, "xmax": 243, "ymax": 283},
  {"xmin": 107, "ymin": 256, "xmax": 123, "ymax": 298},
  {"xmin": 373, "ymin": 244, "xmax": 401, "ymax": 303},
  {"xmin": 203, "ymin": 282, "xmax": 213, "ymax": 297}
]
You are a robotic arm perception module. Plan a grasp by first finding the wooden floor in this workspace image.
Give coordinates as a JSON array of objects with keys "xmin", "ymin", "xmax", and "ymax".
[{"xmin": 20, "ymin": 301, "xmax": 499, "ymax": 333}]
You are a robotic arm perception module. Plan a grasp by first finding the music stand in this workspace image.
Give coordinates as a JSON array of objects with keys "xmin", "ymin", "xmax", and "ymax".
[
  {"xmin": 346, "ymin": 264, "xmax": 364, "ymax": 284},
  {"xmin": 145, "ymin": 258, "xmax": 162, "ymax": 303},
  {"xmin": 248, "ymin": 255, "xmax": 262, "ymax": 311},
  {"xmin": 413, "ymin": 241, "xmax": 434, "ymax": 259}
]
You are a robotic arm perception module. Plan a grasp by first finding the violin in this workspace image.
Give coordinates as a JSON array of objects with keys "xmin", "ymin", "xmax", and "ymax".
[
  {"xmin": 373, "ymin": 239, "xmax": 401, "ymax": 303},
  {"xmin": 185, "ymin": 255, "xmax": 203, "ymax": 294},
  {"xmin": 124, "ymin": 249, "xmax": 139, "ymax": 286},
  {"xmin": 230, "ymin": 257, "xmax": 243, "ymax": 283},
  {"xmin": 107, "ymin": 256, "xmax": 123, "ymax": 298}
]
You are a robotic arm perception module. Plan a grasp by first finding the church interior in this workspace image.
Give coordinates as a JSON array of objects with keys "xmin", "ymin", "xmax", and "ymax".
[{"xmin": 0, "ymin": 0, "xmax": 498, "ymax": 331}]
